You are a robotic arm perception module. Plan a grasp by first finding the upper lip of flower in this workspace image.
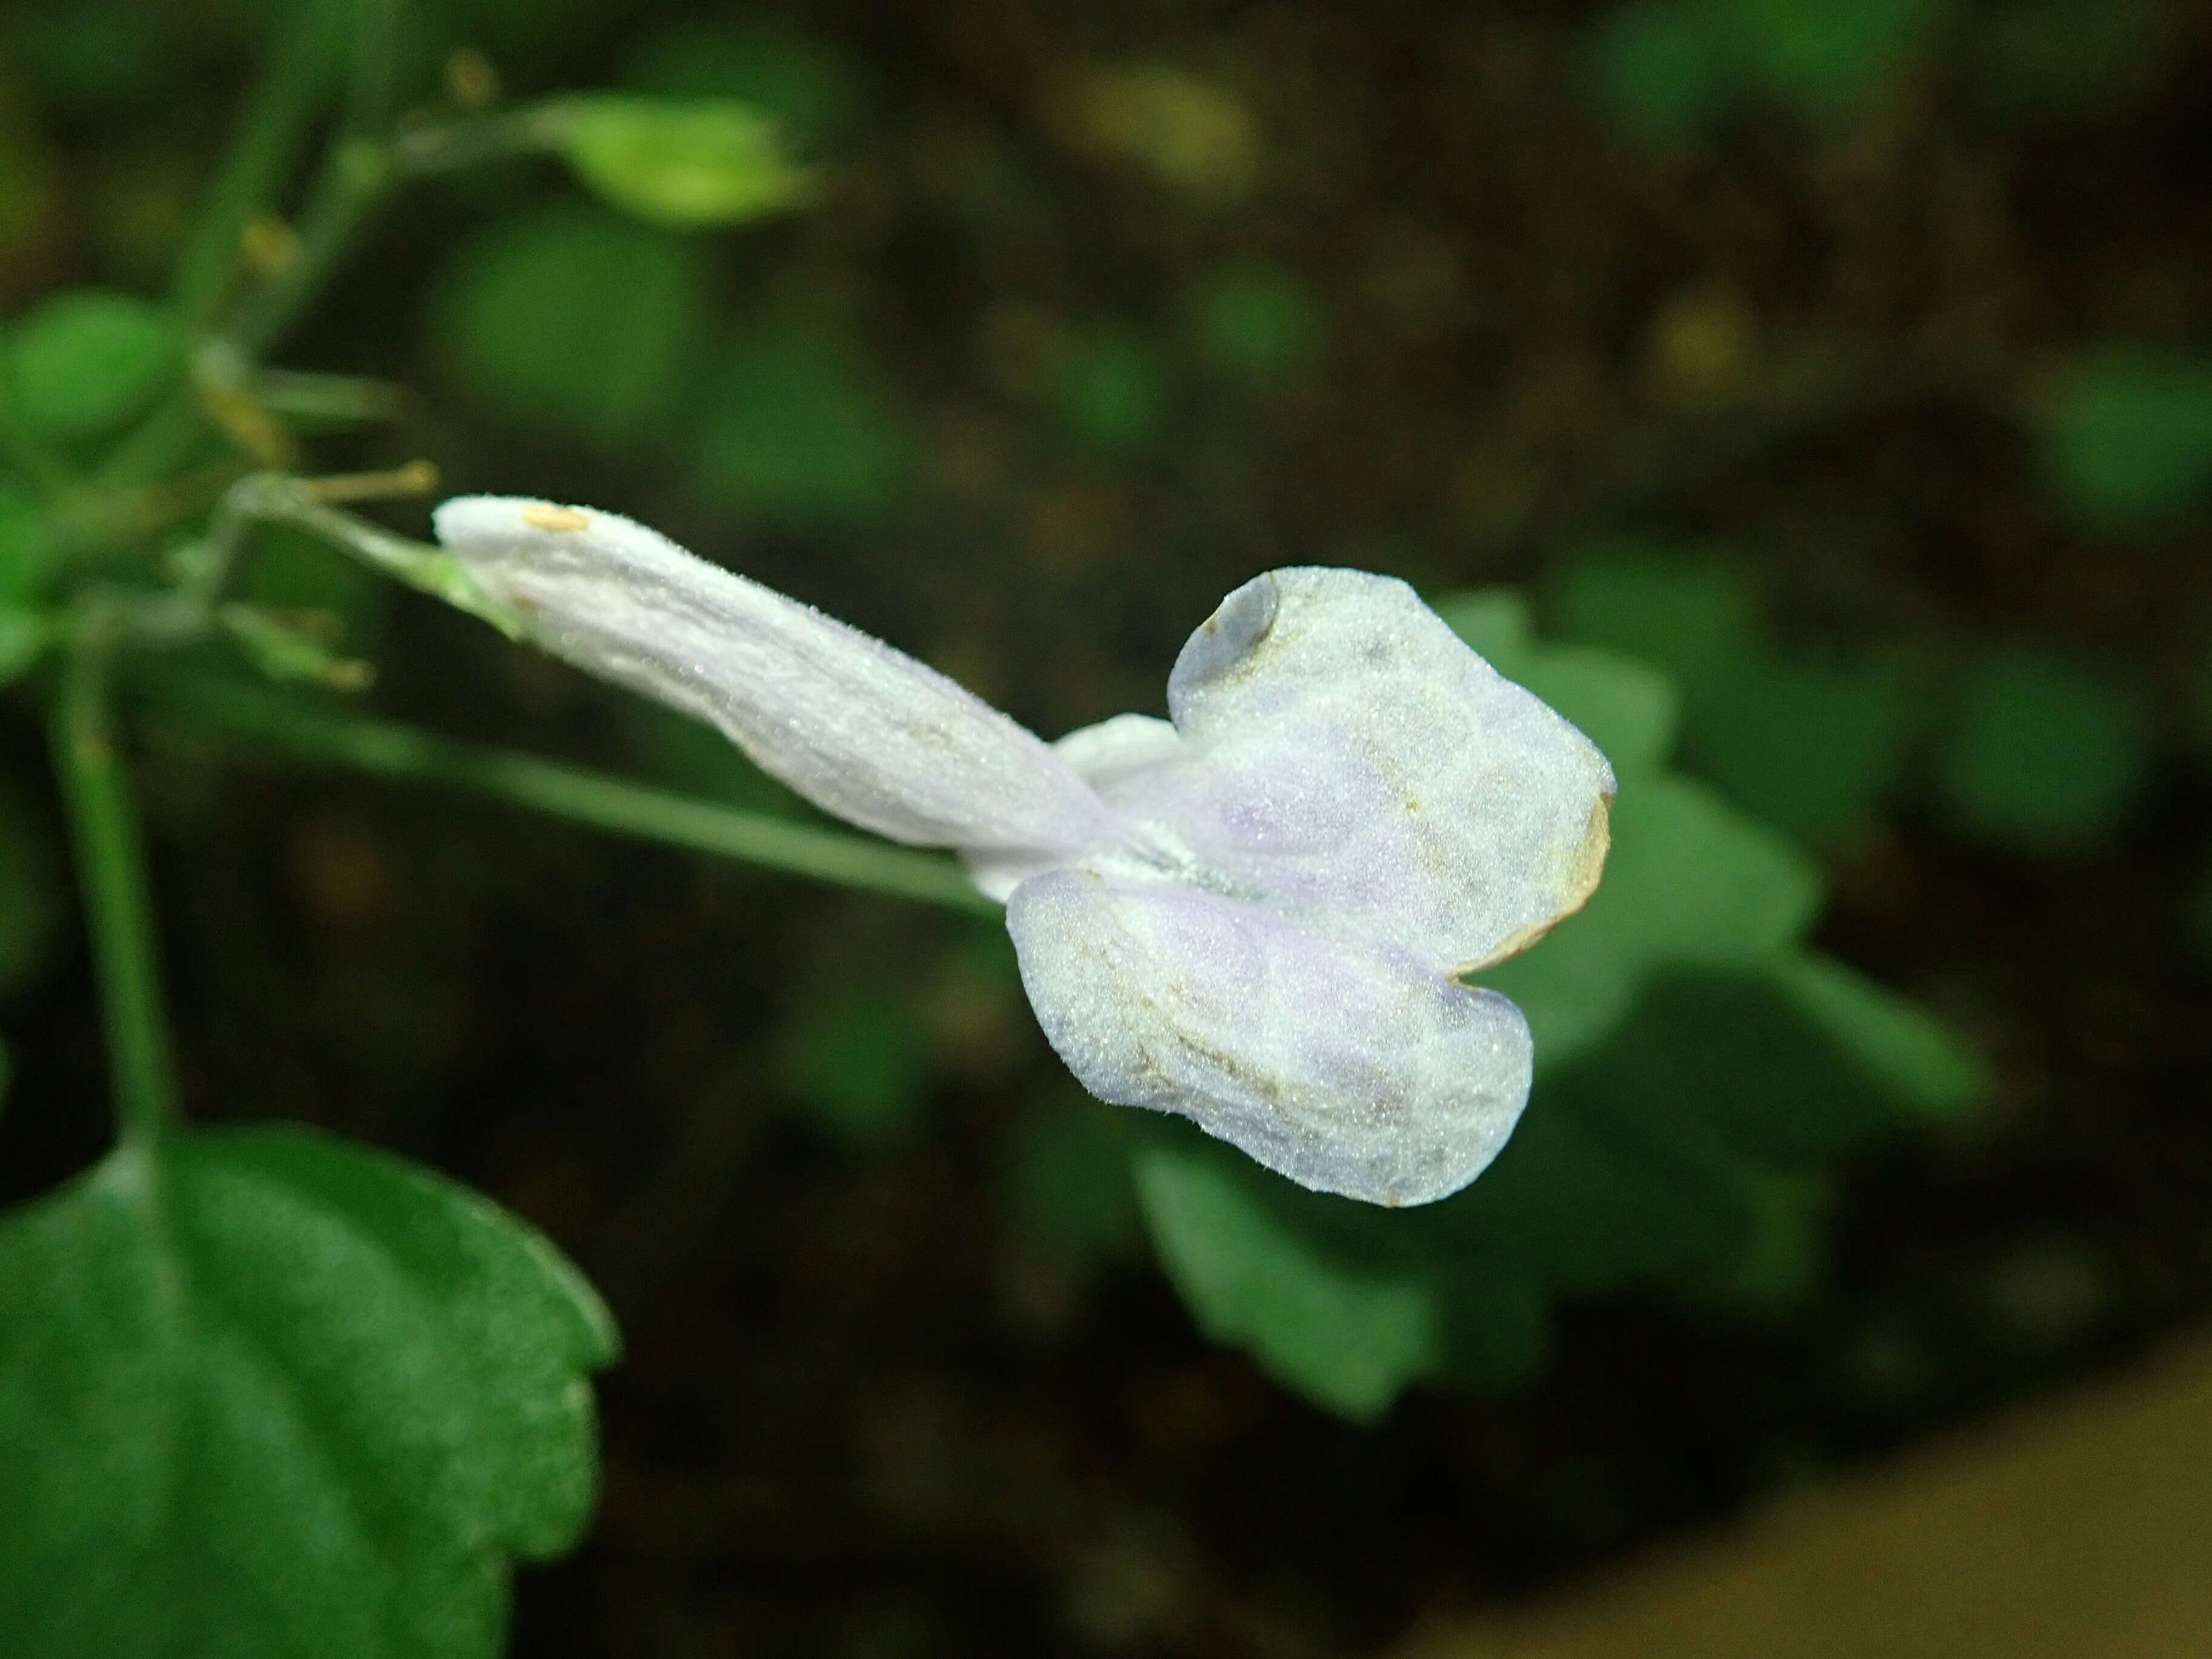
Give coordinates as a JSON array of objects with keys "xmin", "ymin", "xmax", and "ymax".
[{"xmin": 434, "ymin": 495, "xmax": 1616, "ymax": 1207}]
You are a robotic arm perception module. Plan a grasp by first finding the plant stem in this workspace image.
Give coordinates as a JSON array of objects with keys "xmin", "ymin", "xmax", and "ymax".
[
  {"xmin": 160, "ymin": 677, "xmax": 1003, "ymax": 917},
  {"xmin": 173, "ymin": 0, "xmax": 340, "ymax": 326},
  {"xmin": 51, "ymin": 633, "xmax": 183, "ymax": 1150}
]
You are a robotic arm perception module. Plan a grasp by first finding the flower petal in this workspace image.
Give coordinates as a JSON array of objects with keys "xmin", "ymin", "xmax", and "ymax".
[
  {"xmin": 1005, "ymin": 866, "xmax": 1534, "ymax": 1207},
  {"xmin": 1061, "ymin": 569, "xmax": 1615, "ymax": 972},
  {"xmin": 434, "ymin": 496, "xmax": 1126, "ymax": 859}
]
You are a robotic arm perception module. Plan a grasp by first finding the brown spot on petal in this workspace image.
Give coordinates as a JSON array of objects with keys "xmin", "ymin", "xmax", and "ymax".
[
  {"xmin": 1459, "ymin": 791, "xmax": 1614, "ymax": 973},
  {"xmin": 521, "ymin": 504, "xmax": 590, "ymax": 531}
]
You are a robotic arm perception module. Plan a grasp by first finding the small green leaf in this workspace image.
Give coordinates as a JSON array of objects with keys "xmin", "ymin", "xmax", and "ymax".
[
  {"xmin": 556, "ymin": 95, "xmax": 811, "ymax": 230},
  {"xmin": 1588, "ymin": 0, "xmax": 1737, "ymax": 145},
  {"xmin": 7, "ymin": 289, "xmax": 182, "ymax": 444},
  {"xmin": 692, "ymin": 325, "xmax": 905, "ymax": 526},
  {"xmin": 430, "ymin": 204, "xmax": 710, "ymax": 453},
  {"xmin": 623, "ymin": 19, "xmax": 861, "ymax": 149},
  {"xmin": 0, "ymin": 1126, "xmax": 616, "ymax": 1657},
  {"xmin": 2044, "ymin": 351, "xmax": 2212, "ymax": 527},
  {"xmin": 217, "ymin": 604, "xmax": 372, "ymax": 691},
  {"xmin": 0, "ymin": 606, "xmax": 51, "ymax": 686},
  {"xmin": 1692, "ymin": 653, "xmax": 1916, "ymax": 842},
  {"xmin": 1132, "ymin": 1133, "xmax": 1438, "ymax": 1421},
  {"xmin": 1767, "ymin": 953, "xmax": 1989, "ymax": 1116},
  {"xmin": 1936, "ymin": 647, "xmax": 2150, "ymax": 854},
  {"xmin": 1189, "ymin": 263, "xmax": 1324, "ymax": 388},
  {"xmin": 1708, "ymin": 0, "xmax": 1946, "ymax": 120},
  {"xmin": 778, "ymin": 985, "xmax": 931, "ymax": 1151},
  {"xmin": 1549, "ymin": 539, "xmax": 1763, "ymax": 706},
  {"xmin": 0, "ymin": 482, "xmax": 53, "ymax": 604},
  {"xmin": 1002, "ymin": 1097, "xmax": 1143, "ymax": 1271},
  {"xmin": 1057, "ymin": 325, "xmax": 1170, "ymax": 456}
]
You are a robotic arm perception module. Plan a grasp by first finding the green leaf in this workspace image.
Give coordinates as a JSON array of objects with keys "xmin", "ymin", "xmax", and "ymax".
[
  {"xmin": 7, "ymin": 289, "xmax": 182, "ymax": 444},
  {"xmin": 623, "ymin": 19, "xmax": 862, "ymax": 149},
  {"xmin": 1692, "ymin": 653, "xmax": 1915, "ymax": 842},
  {"xmin": 1518, "ymin": 646, "xmax": 1681, "ymax": 779},
  {"xmin": 778, "ymin": 984, "xmax": 932, "ymax": 1151},
  {"xmin": 0, "ymin": 1126, "xmax": 616, "ymax": 1658},
  {"xmin": 692, "ymin": 325, "xmax": 905, "ymax": 526},
  {"xmin": 1587, "ymin": 0, "xmax": 1737, "ymax": 145},
  {"xmin": 2043, "ymin": 351, "xmax": 2212, "ymax": 527},
  {"xmin": 430, "ymin": 203, "xmax": 710, "ymax": 453},
  {"xmin": 0, "ymin": 481, "xmax": 54, "ymax": 604},
  {"xmin": 1189, "ymin": 263, "xmax": 1324, "ymax": 388},
  {"xmin": 1057, "ymin": 325, "xmax": 1170, "ymax": 456},
  {"xmin": 1548, "ymin": 539, "xmax": 1763, "ymax": 706},
  {"xmin": 1766, "ymin": 952, "xmax": 1989, "ymax": 1116},
  {"xmin": 1707, "ymin": 0, "xmax": 1947, "ymax": 119},
  {"xmin": 1002, "ymin": 1097, "xmax": 1143, "ymax": 1271},
  {"xmin": 0, "ymin": 605, "xmax": 51, "ymax": 686},
  {"xmin": 1430, "ymin": 588, "xmax": 1538, "ymax": 679},
  {"xmin": 1132, "ymin": 1133, "xmax": 1439, "ymax": 1421},
  {"xmin": 1935, "ymin": 647, "xmax": 2150, "ymax": 854},
  {"xmin": 556, "ymin": 95, "xmax": 811, "ymax": 230}
]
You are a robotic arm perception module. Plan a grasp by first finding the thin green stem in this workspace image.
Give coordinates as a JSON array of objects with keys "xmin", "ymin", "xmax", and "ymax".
[
  {"xmin": 174, "ymin": 0, "xmax": 340, "ymax": 326},
  {"xmin": 52, "ymin": 631, "xmax": 184, "ymax": 1150},
  {"xmin": 160, "ymin": 677, "xmax": 1002, "ymax": 917}
]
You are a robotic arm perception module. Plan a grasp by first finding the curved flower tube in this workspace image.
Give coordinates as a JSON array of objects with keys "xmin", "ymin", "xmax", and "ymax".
[{"xmin": 433, "ymin": 497, "xmax": 1614, "ymax": 1206}]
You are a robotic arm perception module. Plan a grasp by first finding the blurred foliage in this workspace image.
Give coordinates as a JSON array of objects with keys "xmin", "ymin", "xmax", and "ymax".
[
  {"xmin": 1190, "ymin": 263, "xmax": 1324, "ymax": 391},
  {"xmin": 1936, "ymin": 647, "xmax": 2151, "ymax": 856},
  {"xmin": 1548, "ymin": 541, "xmax": 1916, "ymax": 846},
  {"xmin": 1003, "ymin": 1095, "xmax": 1144, "ymax": 1272},
  {"xmin": 430, "ymin": 202, "xmax": 710, "ymax": 453},
  {"xmin": 621, "ymin": 17, "xmax": 862, "ymax": 150},
  {"xmin": 6, "ymin": 288, "xmax": 182, "ymax": 445},
  {"xmin": 778, "ymin": 981, "xmax": 934, "ymax": 1152},
  {"xmin": 693, "ymin": 324, "xmax": 906, "ymax": 527},
  {"xmin": 555, "ymin": 94, "xmax": 811, "ymax": 230},
  {"xmin": 1057, "ymin": 323, "xmax": 1171, "ymax": 456},
  {"xmin": 2042, "ymin": 351, "xmax": 2212, "ymax": 530}
]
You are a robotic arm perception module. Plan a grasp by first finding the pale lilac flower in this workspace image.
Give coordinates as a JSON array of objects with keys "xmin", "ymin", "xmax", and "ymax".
[{"xmin": 433, "ymin": 498, "xmax": 1614, "ymax": 1205}]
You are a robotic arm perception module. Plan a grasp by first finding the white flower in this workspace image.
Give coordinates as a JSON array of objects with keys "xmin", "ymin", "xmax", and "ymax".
[{"xmin": 433, "ymin": 497, "xmax": 1615, "ymax": 1206}]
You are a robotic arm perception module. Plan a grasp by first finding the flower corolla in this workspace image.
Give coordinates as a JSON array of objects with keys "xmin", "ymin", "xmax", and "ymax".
[{"xmin": 432, "ymin": 498, "xmax": 1615, "ymax": 1206}]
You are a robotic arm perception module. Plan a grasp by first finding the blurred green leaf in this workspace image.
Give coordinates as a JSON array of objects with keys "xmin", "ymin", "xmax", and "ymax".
[
  {"xmin": 623, "ymin": 19, "xmax": 862, "ymax": 149},
  {"xmin": 1133, "ymin": 1132, "xmax": 1438, "ymax": 1420},
  {"xmin": 0, "ymin": 607, "xmax": 51, "ymax": 687},
  {"xmin": 1003, "ymin": 1097, "xmax": 1143, "ymax": 1271},
  {"xmin": 779, "ymin": 984, "xmax": 932, "ymax": 1150},
  {"xmin": 1694, "ymin": 654, "xmax": 1916, "ymax": 842},
  {"xmin": 1549, "ymin": 540, "xmax": 1762, "ymax": 705},
  {"xmin": 1588, "ymin": 0, "xmax": 1736, "ymax": 145},
  {"xmin": 693, "ymin": 324, "xmax": 905, "ymax": 526},
  {"xmin": 1768, "ymin": 953, "xmax": 1989, "ymax": 1116},
  {"xmin": 0, "ymin": 483, "xmax": 51, "ymax": 604},
  {"xmin": 2044, "ymin": 351, "xmax": 2212, "ymax": 527},
  {"xmin": 0, "ymin": 1124, "xmax": 615, "ymax": 1657},
  {"xmin": 1058, "ymin": 325, "xmax": 1169, "ymax": 456},
  {"xmin": 431, "ymin": 204, "xmax": 709, "ymax": 452},
  {"xmin": 1430, "ymin": 589, "xmax": 1538, "ymax": 679},
  {"xmin": 1936, "ymin": 647, "xmax": 2150, "ymax": 854},
  {"xmin": 8, "ymin": 0, "xmax": 163, "ymax": 112},
  {"xmin": 1190, "ymin": 263, "xmax": 1324, "ymax": 388},
  {"xmin": 1711, "ymin": 0, "xmax": 1946, "ymax": 119},
  {"xmin": 7, "ymin": 289, "xmax": 182, "ymax": 444},
  {"xmin": 556, "ymin": 96, "xmax": 811, "ymax": 230},
  {"xmin": 235, "ymin": 522, "xmax": 389, "ymax": 655},
  {"xmin": 620, "ymin": 699, "xmax": 805, "ymax": 816}
]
